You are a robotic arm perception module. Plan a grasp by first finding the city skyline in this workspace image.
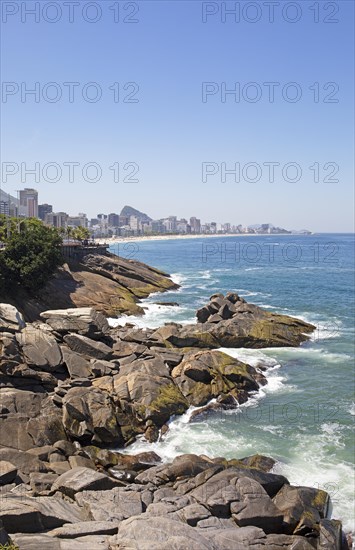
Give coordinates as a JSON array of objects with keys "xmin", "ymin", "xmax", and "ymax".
[{"xmin": 0, "ymin": 186, "xmax": 314, "ymax": 236}]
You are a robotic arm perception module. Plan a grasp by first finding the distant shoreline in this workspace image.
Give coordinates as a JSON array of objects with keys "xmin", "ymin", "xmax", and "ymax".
[{"xmin": 98, "ymin": 233, "xmax": 314, "ymax": 246}]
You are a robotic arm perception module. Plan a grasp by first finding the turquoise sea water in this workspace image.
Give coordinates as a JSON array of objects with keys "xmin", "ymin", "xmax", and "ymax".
[{"xmin": 110, "ymin": 234, "xmax": 355, "ymax": 532}]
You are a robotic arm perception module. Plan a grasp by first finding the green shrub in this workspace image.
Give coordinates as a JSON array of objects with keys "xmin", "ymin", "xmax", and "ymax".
[{"xmin": 0, "ymin": 220, "xmax": 63, "ymax": 294}]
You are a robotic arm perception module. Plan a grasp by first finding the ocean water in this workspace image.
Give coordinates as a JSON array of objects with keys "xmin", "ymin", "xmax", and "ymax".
[{"xmin": 110, "ymin": 234, "xmax": 355, "ymax": 532}]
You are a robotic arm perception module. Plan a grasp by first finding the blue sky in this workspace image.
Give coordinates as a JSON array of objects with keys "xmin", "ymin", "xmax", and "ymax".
[{"xmin": 1, "ymin": 0, "xmax": 354, "ymax": 231}]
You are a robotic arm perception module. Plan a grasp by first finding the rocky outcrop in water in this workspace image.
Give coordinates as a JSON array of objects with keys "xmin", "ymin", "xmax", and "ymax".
[{"xmin": 154, "ymin": 292, "xmax": 315, "ymax": 349}]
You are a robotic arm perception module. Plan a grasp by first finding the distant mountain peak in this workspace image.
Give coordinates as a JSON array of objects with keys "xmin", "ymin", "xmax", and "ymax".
[{"xmin": 120, "ymin": 205, "xmax": 152, "ymax": 222}]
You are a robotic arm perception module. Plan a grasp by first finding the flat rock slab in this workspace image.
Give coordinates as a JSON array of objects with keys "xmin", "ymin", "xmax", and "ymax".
[
  {"xmin": 63, "ymin": 334, "xmax": 113, "ymax": 360},
  {"xmin": 0, "ymin": 448, "xmax": 48, "ymax": 475},
  {"xmin": 51, "ymin": 467, "xmax": 120, "ymax": 498},
  {"xmin": 0, "ymin": 494, "xmax": 87, "ymax": 533},
  {"xmin": 111, "ymin": 516, "xmax": 215, "ymax": 550},
  {"xmin": 75, "ymin": 488, "xmax": 145, "ymax": 522},
  {"xmin": 47, "ymin": 520, "xmax": 119, "ymax": 538},
  {"xmin": 41, "ymin": 307, "xmax": 109, "ymax": 339},
  {"xmin": 12, "ymin": 533, "xmax": 111, "ymax": 550}
]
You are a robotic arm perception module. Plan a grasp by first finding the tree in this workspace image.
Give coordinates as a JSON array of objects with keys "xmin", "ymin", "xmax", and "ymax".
[
  {"xmin": 0, "ymin": 221, "xmax": 64, "ymax": 294},
  {"xmin": 71, "ymin": 226, "xmax": 90, "ymax": 241}
]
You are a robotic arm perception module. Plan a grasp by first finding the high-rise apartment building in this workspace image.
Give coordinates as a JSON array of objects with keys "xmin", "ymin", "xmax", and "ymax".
[
  {"xmin": 38, "ymin": 203, "xmax": 53, "ymax": 221},
  {"xmin": 190, "ymin": 217, "xmax": 201, "ymax": 234},
  {"xmin": 19, "ymin": 188, "xmax": 38, "ymax": 218},
  {"xmin": 45, "ymin": 212, "xmax": 68, "ymax": 228}
]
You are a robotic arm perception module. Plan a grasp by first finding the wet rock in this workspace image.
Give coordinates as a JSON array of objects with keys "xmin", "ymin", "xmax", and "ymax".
[
  {"xmin": 233, "ymin": 454, "xmax": 276, "ymax": 473},
  {"xmin": 318, "ymin": 518, "xmax": 343, "ymax": 549},
  {"xmin": 273, "ymin": 484, "xmax": 329, "ymax": 536},
  {"xmin": 172, "ymin": 350, "xmax": 264, "ymax": 407}
]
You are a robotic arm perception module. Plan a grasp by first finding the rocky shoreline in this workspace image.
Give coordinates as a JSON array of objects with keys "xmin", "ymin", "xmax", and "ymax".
[
  {"xmin": 0, "ymin": 252, "xmax": 179, "ymax": 321},
  {"xmin": 0, "ymin": 279, "xmax": 351, "ymax": 548}
]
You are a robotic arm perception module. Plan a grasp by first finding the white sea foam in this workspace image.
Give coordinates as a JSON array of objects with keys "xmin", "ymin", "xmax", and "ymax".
[
  {"xmin": 294, "ymin": 313, "xmax": 343, "ymax": 341},
  {"xmin": 108, "ymin": 302, "xmax": 194, "ymax": 329},
  {"xmin": 171, "ymin": 272, "xmax": 186, "ymax": 285},
  {"xmin": 200, "ymin": 270, "xmax": 212, "ymax": 279},
  {"xmin": 273, "ymin": 430, "xmax": 355, "ymax": 533}
]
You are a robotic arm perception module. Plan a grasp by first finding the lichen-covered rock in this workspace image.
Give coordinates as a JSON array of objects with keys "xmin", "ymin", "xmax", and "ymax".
[
  {"xmin": 110, "ymin": 356, "xmax": 189, "ymax": 439},
  {"xmin": 171, "ymin": 350, "xmax": 264, "ymax": 407},
  {"xmin": 272, "ymin": 484, "xmax": 329, "ymax": 536},
  {"xmin": 157, "ymin": 294, "xmax": 316, "ymax": 349}
]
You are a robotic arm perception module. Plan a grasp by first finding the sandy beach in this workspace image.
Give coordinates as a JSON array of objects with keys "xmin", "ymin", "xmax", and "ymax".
[{"xmin": 97, "ymin": 233, "xmax": 302, "ymax": 246}]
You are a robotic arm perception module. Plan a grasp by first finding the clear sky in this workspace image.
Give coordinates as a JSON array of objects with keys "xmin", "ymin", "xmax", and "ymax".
[{"xmin": 1, "ymin": 0, "xmax": 354, "ymax": 231}]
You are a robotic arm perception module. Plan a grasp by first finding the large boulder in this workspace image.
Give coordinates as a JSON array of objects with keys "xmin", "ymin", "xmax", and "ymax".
[
  {"xmin": 154, "ymin": 294, "xmax": 315, "ymax": 349},
  {"xmin": 12, "ymin": 533, "xmax": 111, "ymax": 550},
  {"xmin": 0, "ymin": 388, "xmax": 67, "ymax": 452},
  {"xmin": 40, "ymin": 307, "xmax": 109, "ymax": 340},
  {"xmin": 110, "ymin": 356, "xmax": 189, "ymax": 439},
  {"xmin": 0, "ymin": 448, "xmax": 48, "ymax": 476},
  {"xmin": 16, "ymin": 326, "xmax": 63, "ymax": 371},
  {"xmin": 0, "ymin": 494, "xmax": 87, "ymax": 533},
  {"xmin": 75, "ymin": 487, "xmax": 145, "ymax": 522},
  {"xmin": 51, "ymin": 467, "xmax": 120, "ymax": 498},
  {"xmin": 61, "ymin": 347, "xmax": 93, "ymax": 379},
  {"xmin": 171, "ymin": 350, "xmax": 264, "ymax": 407},
  {"xmin": 47, "ymin": 520, "xmax": 119, "ymax": 538},
  {"xmin": 62, "ymin": 386, "xmax": 123, "ymax": 445},
  {"xmin": 0, "ymin": 390, "xmax": 67, "ymax": 451},
  {"xmin": 110, "ymin": 515, "xmax": 215, "ymax": 549},
  {"xmin": 0, "ymin": 304, "xmax": 25, "ymax": 332},
  {"xmin": 230, "ymin": 477, "xmax": 283, "ymax": 533},
  {"xmin": 63, "ymin": 334, "xmax": 113, "ymax": 360},
  {"xmin": 273, "ymin": 484, "xmax": 329, "ymax": 535}
]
